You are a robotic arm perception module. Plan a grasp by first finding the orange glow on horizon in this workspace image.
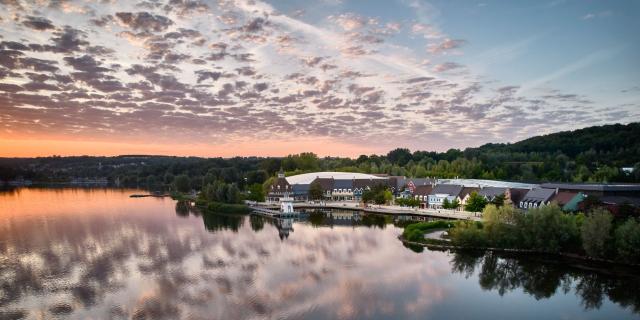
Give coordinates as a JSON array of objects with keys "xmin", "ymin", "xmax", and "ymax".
[{"xmin": 0, "ymin": 137, "xmax": 383, "ymax": 158}]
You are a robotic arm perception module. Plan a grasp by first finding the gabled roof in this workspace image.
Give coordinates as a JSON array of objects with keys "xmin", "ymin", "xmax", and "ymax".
[
  {"xmin": 353, "ymin": 178, "xmax": 387, "ymax": 189},
  {"xmin": 312, "ymin": 177, "xmax": 334, "ymax": 190},
  {"xmin": 292, "ymin": 184, "xmax": 310, "ymax": 193},
  {"xmin": 430, "ymin": 184, "xmax": 463, "ymax": 197},
  {"xmin": 540, "ymin": 183, "xmax": 640, "ymax": 192},
  {"xmin": 286, "ymin": 172, "xmax": 386, "ymax": 184},
  {"xmin": 550, "ymin": 191, "xmax": 579, "ymax": 206},
  {"xmin": 522, "ymin": 188, "xmax": 556, "ymax": 203},
  {"xmin": 459, "ymin": 187, "xmax": 480, "ymax": 199},
  {"xmin": 334, "ymin": 179, "xmax": 353, "ymax": 189},
  {"xmin": 405, "ymin": 178, "xmax": 434, "ymax": 187},
  {"xmin": 413, "ymin": 185, "xmax": 433, "ymax": 196},
  {"xmin": 508, "ymin": 188, "xmax": 529, "ymax": 204},
  {"xmin": 271, "ymin": 177, "xmax": 290, "ymax": 190},
  {"xmin": 478, "ymin": 187, "xmax": 507, "ymax": 199}
]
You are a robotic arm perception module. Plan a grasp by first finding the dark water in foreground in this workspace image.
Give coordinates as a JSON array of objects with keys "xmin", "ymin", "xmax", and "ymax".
[{"xmin": 0, "ymin": 188, "xmax": 639, "ymax": 320}]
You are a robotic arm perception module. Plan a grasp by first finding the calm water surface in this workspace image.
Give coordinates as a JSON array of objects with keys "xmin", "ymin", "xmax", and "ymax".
[{"xmin": 1, "ymin": 188, "xmax": 639, "ymax": 319}]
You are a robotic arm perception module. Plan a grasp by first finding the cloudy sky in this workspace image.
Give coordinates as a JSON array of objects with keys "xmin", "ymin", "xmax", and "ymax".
[{"xmin": 0, "ymin": 0, "xmax": 639, "ymax": 157}]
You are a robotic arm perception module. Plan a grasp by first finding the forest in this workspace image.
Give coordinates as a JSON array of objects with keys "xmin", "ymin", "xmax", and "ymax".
[{"xmin": 1, "ymin": 123, "xmax": 639, "ymax": 197}]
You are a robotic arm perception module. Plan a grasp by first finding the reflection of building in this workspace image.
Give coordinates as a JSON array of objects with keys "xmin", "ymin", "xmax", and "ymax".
[{"xmin": 276, "ymin": 218, "xmax": 294, "ymax": 240}]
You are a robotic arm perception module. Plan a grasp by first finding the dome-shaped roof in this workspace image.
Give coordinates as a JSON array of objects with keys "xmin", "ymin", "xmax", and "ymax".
[{"xmin": 285, "ymin": 172, "xmax": 386, "ymax": 185}]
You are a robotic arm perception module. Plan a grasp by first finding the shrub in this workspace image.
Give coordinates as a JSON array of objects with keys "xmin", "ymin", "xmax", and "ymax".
[
  {"xmin": 614, "ymin": 218, "xmax": 640, "ymax": 264},
  {"xmin": 581, "ymin": 208, "xmax": 613, "ymax": 258}
]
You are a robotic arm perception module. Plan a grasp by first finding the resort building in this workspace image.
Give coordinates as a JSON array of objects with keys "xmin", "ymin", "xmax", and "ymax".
[
  {"xmin": 456, "ymin": 187, "xmax": 480, "ymax": 209},
  {"xmin": 549, "ymin": 191, "xmax": 586, "ymax": 212},
  {"xmin": 266, "ymin": 171, "xmax": 640, "ymax": 214},
  {"xmin": 477, "ymin": 187, "xmax": 507, "ymax": 202},
  {"xmin": 540, "ymin": 183, "xmax": 640, "ymax": 197},
  {"xmin": 428, "ymin": 184, "xmax": 464, "ymax": 209},
  {"xmin": 413, "ymin": 185, "xmax": 434, "ymax": 208},
  {"xmin": 267, "ymin": 169, "xmax": 292, "ymax": 202},
  {"xmin": 519, "ymin": 188, "xmax": 557, "ymax": 209},
  {"xmin": 267, "ymin": 171, "xmax": 388, "ymax": 203}
]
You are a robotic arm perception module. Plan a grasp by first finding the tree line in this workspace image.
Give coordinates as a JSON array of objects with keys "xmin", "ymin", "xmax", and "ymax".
[{"xmin": 1, "ymin": 123, "xmax": 639, "ymax": 196}]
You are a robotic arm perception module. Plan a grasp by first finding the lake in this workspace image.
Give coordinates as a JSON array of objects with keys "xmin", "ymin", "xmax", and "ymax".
[{"xmin": 1, "ymin": 188, "xmax": 638, "ymax": 319}]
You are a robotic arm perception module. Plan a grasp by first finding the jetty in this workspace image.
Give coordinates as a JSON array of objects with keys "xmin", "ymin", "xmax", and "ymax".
[
  {"xmin": 250, "ymin": 202, "xmax": 481, "ymax": 221},
  {"xmin": 250, "ymin": 206, "xmax": 300, "ymax": 218}
]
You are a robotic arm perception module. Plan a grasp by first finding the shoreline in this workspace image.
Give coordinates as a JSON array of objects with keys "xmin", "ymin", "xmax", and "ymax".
[{"xmin": 399, "ymin": 236, "xmax": 640, "ymax": 268}]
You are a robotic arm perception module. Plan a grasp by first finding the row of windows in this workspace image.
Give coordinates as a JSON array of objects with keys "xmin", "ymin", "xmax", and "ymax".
[{"xmin": 519, "ymin": 201, "xmax": 545, "ymax": 209}]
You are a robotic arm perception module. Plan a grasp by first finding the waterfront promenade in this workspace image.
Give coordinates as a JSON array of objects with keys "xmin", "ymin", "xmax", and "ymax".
[{"xmin": 251, "ymin": 201, "xmax": 481, "ymax": 221}]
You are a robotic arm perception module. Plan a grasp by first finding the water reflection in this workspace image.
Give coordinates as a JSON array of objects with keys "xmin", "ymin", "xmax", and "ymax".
[
  {"xmin": 450, "ymin": 250, "xmax": 640, "ymax": 313},
  {"xmin": 0, "ymin": 188, "xmax": 638, "ymax": 320}
]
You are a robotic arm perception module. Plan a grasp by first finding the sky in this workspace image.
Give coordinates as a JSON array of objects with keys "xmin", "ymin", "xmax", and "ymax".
[{"xmin": 0, "ymin": 0, "xmax": 639, "ymax": 158}]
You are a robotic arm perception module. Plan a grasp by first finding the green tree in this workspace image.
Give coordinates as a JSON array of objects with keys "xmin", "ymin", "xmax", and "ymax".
[
  {"xmin": 465, "ymin": 192, "xmax": 488, "ymax": 212},
  {"xmin": 442, "ymin": 198, "xmax": 451, "ymax": 209},
  {"xmin": 173, "ymin": 174, "xmax": 191, "ymax": 193},
  {"xmin": 226, "ymin": 183, "xmax": 241, "ymax": 204},
  {"xmin": 614, "ymin": 218, "xmax": 640, "ymax": 264},
  {"xmin": 247, "ymin": 183, "xmax": 265, "ymax": 202},
  {"xmin": 309, "ymin": 181, "xmax": 324, "ymax": 200},
  {"xmin": 581, "ymin": 209, "xmax": 613, "ymax": 258},
  {"xmin": 518, "ymin": 204, "xmax": 581, "ymax": 253}
]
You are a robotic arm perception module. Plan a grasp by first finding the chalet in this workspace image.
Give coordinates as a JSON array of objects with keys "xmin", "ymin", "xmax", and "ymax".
[
  {"xmin": 353, "ymin": 178, "xmax": 387, "ymax": 201},
  {"xmin": 506, "ymin": 188, "xmax": 529, "ymax": 207},
  {"xmin": 428, "ymin": 184, "xmax": 463, "ymax": 209},
  {"xmin": 413, "ymin": 185, "xmax": 434, "ymax": 208},
  {"xmin": 549, "ymin": 191, "xmax": 585, "ymax": 212},
  {"xmin": 457, "ymin": 187, "xmax": 480, "ymax": 210},
  {"xmin": 405, "ymin": 178, "xmax": 434, "ymax": 193},
  {"xmin": 267, "ymin": 169, "xmax": 292, "ymax": 202},
  {"xmin": 478, "ymin": 187, "xmax": 507, "ymax": 202},
  {"xmin": 312, "ymin": 177, "xmax": 335, "ymax": 200},
  {"xmin": 332, "ymin": 179, "xmax": 354, "ymax": 201},
  {"xmin": 519, "ymin": 188, "xmax": 557, "ymax": 210}
]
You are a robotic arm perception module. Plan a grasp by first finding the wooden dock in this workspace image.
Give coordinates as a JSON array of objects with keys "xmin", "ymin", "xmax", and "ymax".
[
  {"xmin": 250, "ymin": 206, "xmax": 300, "ymax": 218},
  {"xmin": 250, "ymin": 202, "xmax": 480, "ymax": 221}
]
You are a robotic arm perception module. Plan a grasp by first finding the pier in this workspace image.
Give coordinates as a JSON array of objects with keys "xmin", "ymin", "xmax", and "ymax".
[
  {"xmin": 251, "ymin": 202, "xmax": 481, "ymax": 221},
  {"xmin": 250, "ymin": 206, "xmax": 300, "ymax": 218}
]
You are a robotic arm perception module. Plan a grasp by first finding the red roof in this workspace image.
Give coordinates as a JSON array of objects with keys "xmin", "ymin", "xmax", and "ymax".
[{"xmin": 550, "ymin": 191, "xmax": 578, "ymax": 205}]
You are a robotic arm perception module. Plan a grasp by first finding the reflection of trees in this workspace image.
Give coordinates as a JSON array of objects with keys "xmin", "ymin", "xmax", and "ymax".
[
  {"xmin": 201, "ymin": 212, "xmax": 244, "ymax": 232},
  {"xmin": 361, "ymin": 214, "xmax": 387, "ymax": 229},
  {"xmin": 450, "ymin": 251, "xmax": 640, "ymax": 314},
  {"xmin": 250, "ymin": 215, "xmax": 265, "ymax": 232},
  {"xmin": 308, "ymin": 212, "xmax": 329, "ymax": 227},
  {"xmin": 175, "ymin": 201, "xmax": 190, "ymax": 217},
  {"xmin": 450, "ymin": 250, "xmax": 483, "ymax": 279}
]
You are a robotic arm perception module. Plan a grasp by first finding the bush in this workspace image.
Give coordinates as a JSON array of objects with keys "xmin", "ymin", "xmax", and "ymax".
[
  {"xmin": 614, "ymin": 218, "xmax": 640, "ymax": 264},
  {"xmin": 449, "ymin": 221, "xmax": 488, "ymax": 247},
  {"xmin": 581, "ymin": 208, "xmax": 613, "ymax": 258},
  {"xmin": 518, "ymin": 204, "xmax": 581, "ymax": 253},
  {"xmin": 205, "ymin": 201, "xmax": 251, "ymax": 214},
  {"xmin": 402, "ymin": 220, "xmax": 455, "ymax": 242}
]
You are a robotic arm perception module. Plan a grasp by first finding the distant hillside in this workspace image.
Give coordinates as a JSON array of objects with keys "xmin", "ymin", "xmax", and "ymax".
[
  {"xmin": 1, "ymin": 122, "xmax": 639, "ymax": 184},
  {"xmin": 467, "ymin": 122, "xmax": 640, "ymax": 167}
]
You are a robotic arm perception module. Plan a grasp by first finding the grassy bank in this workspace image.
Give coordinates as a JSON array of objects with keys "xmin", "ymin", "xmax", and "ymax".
[
  {"xmin": 194, "ymin": 198, "xmax": 252, "ymax": 214},
  {"xmin": 402, "ymin": 220, "xmax": 469, "ymax": 242},
  {"xmin": 400, "ymin": 204, "xmax": 640, "ymax": 266},
  {"xmin": 171, "ymin": 192, "xmax": 252, "ymax": 214}
]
